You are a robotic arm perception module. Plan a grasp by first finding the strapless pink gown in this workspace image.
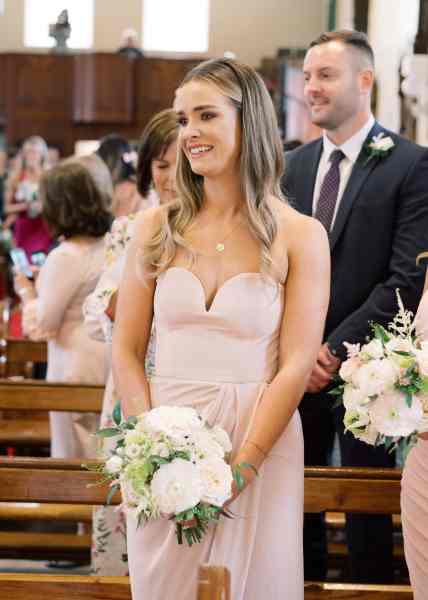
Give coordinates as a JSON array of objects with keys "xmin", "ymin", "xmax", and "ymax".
[
  {"xmin": 401, "ymin": 290, "xmax": 428, "ymax": 599},
  {"xmin": 126, "ymin": 267, "xmax": 304, "ymax": 600}
]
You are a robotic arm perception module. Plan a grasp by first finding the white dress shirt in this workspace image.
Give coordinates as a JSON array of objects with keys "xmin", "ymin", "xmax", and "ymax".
[{"xmin": 312, "ymin": 115, "xmax": 375, "ymax": 230}]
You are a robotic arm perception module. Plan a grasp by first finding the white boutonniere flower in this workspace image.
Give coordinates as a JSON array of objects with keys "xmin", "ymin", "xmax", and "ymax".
[{"xmin": 364, "ymin": 132, "xmax": 395, "ymax": 165}]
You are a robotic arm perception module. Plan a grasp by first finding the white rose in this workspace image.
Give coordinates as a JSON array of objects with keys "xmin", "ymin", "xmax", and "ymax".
[
  {"xmin": 150, "ymin": 458, "xmax": 202, "ymax": 515},
  {"xmin": 143, "ymin": 406, "xmax": 204, "ymax": 440},
  {"xmin": 385, "ymin": 337, "xmax": 414, "ymax": 354},
  {"xmin": 211, "ymin": 426, "xmax": 233, "ymax": 454},
  {"xmin": 198, "ymin": 458, "xmax": 233, "ymax": 507},
  {"xmin": 369, "ymin": 390, "xmax": 424, "ymax": 437},
  {"xmin": 352, "ymin": 359, "xmax": 398, "ymax": 397},
  {"xmin": 415, "ymin": 347, "xmax": 428, "ymax": 377},
  {"xmin": 105, "ymin": 455, "xmax": 123, "ymax": 475},
  {"xmin": 125, "ymin": 443, "xmax": 142, "ymax": 460},
  {"xmin": 343, "ymin": 386, "xmax": 368, "ymax": 412},
  {"xmin": 339, "ymin": 357, "xmax": 361, "ymax": 383},
  {"xmin": 189, "ymin": 430, "xmax": 225, "ymax": 461},
  {"xmin": 361, "ymin": 339, "xmax": 384, "ymax": 360}
]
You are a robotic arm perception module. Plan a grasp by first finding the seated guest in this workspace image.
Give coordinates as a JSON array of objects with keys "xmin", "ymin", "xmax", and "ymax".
[
  {"xmin": 96, "ymin": 133, "xmax": 145, "ymax": 217},
  {"xmin": 14, "ymin": 161, "xmax": 111, "ymax": 458},
  {"xmin": 4, "ymin": 136, "xmax": 52, "ymax": 260},
  {"xmin": 85, "ymin": 108, "xmax": 178, "ymax": 576}
]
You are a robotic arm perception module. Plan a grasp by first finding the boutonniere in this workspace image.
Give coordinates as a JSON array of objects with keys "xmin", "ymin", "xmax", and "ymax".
[{"xmin": 364, "ymin": 132, "xmax": 395, "ymax": 165}]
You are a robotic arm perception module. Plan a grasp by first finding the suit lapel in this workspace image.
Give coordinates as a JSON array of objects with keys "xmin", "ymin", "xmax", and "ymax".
[
  {"xmin": 297, "ymin": 139, "xmax": 323, "ymax": 216},
  {"xmin": 329, "ymin": 122, "xmax": 384, "ymax": 251}
]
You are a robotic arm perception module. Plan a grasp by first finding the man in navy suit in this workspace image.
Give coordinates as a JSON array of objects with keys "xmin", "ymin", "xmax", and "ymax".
[{"xmin": 282, "ymin": 30, "xmax": 428, "ymax": 583}]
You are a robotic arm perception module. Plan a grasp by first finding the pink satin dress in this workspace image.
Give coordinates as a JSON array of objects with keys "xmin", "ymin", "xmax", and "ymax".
[
  {"xmin": 126, "ymin": 267, "xmax": 304, "ymax": 600},
  {"xmin": 401, "ymin": 290, "xmax": 428, "ymax": 599}
]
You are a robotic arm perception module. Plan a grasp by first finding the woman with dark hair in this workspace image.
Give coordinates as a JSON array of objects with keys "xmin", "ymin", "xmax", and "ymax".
[
  {"xmin": 96, "ymin": 133, "xmax": 143, "ymax": 217},
  {"xmin": 113, "ymin": 59, "xmax": 329, "ymax": 599},
  {"xmin": 85, "ymin": 108, "xmax": 178, "ymax": 576},
  {"xmin": 14, "ymin": 161, "xmax": 111, "ymax": 458}
]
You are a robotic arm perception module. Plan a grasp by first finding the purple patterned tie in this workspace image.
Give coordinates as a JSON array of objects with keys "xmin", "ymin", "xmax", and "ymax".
[{"xmin": 315, "ymin": 149, "xmax": 345, "ymax": 231}]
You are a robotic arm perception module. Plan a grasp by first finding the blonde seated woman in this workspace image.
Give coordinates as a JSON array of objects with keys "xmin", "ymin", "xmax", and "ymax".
[
  {"xmin": 113, "ymin": 59, "xmax": 330, "ymax": 600},
  {"xmin": 84, "ymin": 109, "xmax": 178, "ymax": 576},
  {"xmin": 14, "ymin": 159, "xmax": 111, "ymax": 458}
]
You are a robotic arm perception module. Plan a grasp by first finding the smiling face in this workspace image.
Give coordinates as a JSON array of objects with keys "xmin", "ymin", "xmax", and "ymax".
[
  {"xmin": 303, "ymin": 40, "xmax": 372, "ymax": 133},
  {"xmin": 174, "ymin": 80, "xmax": 242, "ymax": 179},
  {"xmin": 150, "ymin": 139, "xmax": 177, "ymax": 204}
]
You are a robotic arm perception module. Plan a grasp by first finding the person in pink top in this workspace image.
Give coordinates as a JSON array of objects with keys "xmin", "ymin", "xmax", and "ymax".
[
  {"xmin": 4, "ymin": 136, "xmax": 52, "ymax": 259},
  {"xmin": 401, "ymin": 257, "xmax": 428, "ymax": 599}
]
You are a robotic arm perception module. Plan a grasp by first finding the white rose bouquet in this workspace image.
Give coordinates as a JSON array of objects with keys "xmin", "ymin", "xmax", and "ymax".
[
  {"xmin": 332, "ymin": 291, "xmax": 428, "ymax": 457},
  {"xmin": 93, "ymin": 403, "xmax": 250, "ymax": 547}
]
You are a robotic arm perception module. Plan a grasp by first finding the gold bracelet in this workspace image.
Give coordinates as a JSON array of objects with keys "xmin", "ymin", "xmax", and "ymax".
[{"xmin": 246, "ymin": 440, "xmax": 268, "ymax": 458}]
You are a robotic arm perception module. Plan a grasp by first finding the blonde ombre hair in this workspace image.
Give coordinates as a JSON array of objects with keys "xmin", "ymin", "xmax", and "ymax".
[{"xmin": 142, "ymin": 58, "xmax": 286, "ymax": 277}]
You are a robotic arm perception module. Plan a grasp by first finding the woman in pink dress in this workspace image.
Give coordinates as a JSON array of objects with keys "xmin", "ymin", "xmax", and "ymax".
[
  {"xmin": 113, "ymin": 59, "xmax": 330, "ymax": 600},
  {"xmin": 14, "ymin": 161, "xmax": 111, "ymax": 458},
  {"xmin": 401, "ymin": 263, "xmax": 428, "ymax": 599},
  {"xmin": 5, "ymin": 136, "xmax": 52, "ymax": 259}
]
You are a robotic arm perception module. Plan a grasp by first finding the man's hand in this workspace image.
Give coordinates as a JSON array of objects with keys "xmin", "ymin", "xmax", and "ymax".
[{"xmin": 306, "ymin": 343, "xmax": 341, "ymax": 394}]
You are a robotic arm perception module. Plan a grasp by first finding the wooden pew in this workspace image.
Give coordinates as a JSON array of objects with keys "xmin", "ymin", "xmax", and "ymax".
[
  {"xmin": 0, "ymin": 337, "xmax": 47, "ymax": 378},
  {"xmin": 0, "ymin": 380, "xmax": 104, "ymax": 447},
  {"xmin": 0, "ymin": 459, "xmax": 412, "ymax": 598},
  {"xmin": 0, "ymin": 566, "xmax": 230, "ymax": 600}
]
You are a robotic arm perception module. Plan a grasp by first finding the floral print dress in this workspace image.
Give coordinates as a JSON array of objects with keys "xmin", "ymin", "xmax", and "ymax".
[{"xmin": 83, "ymin": 214, "xmax": 155, "ymax": 575}]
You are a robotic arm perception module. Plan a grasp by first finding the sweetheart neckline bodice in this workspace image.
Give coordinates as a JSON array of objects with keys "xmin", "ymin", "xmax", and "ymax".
[{"xmin": 158, "ymin": 266, "xmax": 282, "ymax": 313}]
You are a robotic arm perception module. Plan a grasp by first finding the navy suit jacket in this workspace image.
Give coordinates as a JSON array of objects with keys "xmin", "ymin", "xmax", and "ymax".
[{"xmin": 282, "ymin": 122, "xmax": 428, "ymax": 360}]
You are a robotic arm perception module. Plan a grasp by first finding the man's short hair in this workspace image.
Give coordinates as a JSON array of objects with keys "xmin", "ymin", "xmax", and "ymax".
[{"xmin": 309, "ymin": 29, "xmax": 375, "ymax": 69}]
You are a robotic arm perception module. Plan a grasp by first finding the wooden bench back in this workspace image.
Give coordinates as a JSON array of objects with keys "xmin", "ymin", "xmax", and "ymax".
[
  {"xmin": 0, "ymin": 459, "xmax": 402, "ymax": 513},
  {"xmin": 0, "ymin": 380, "xmax": 104, "ymax": 412}
]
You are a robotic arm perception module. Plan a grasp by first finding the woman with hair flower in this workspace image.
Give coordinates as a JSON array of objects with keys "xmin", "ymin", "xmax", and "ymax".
[{"xmin": 113, "ymin": 59, "xmax": 330, "ymax": 599}]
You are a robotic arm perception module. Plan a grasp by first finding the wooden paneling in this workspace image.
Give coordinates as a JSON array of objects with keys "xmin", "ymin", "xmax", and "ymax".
[
  {"xmin": 73, "ymin": 53, "xmax": 135, "ymax": 123},
  {"xmin": 4, "ymin": 53, "xmax": 73, "ymax": 152},
  {"xmin": 1, "ymin": 52, "xmax": 199, "ymax": 154},
  {"xmin": 136, "ymin": 57, "xmax": 197, "ymax": 125}
]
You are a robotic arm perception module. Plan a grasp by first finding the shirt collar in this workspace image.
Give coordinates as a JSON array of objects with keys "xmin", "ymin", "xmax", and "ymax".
[{"xmin": 322, "ymin": 114, "xmax": 375, "ymax": 164}]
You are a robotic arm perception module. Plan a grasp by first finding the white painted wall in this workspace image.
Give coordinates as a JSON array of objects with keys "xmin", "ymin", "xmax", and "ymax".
[
  {"xmin": 368, "ymin": 0, "xmax": 419, "ymax": 132},
  {"xmin": 0, "ymin": 0, "xmax": 327, "ymax": 67}
]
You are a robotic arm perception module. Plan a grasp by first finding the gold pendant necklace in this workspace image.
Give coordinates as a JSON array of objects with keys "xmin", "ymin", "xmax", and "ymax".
[{"xmin": 214, "ymin": 218, "xmax": 243, "ymax": 253}]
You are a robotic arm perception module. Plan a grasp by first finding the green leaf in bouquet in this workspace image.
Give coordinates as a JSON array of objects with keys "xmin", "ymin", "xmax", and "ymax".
[
  {"xmin": 394, "ymin": 350, "xmax": 412, "ymax": 357},
  {"xmin": 372, "ymin": 323, "xmax": 390, "ymax": 344},
  {"xmin": 382, "ymin": 436, "xmax": 395, "ymax": 452},
  {"xmin": 112, "ymin": 401, "xmax": 122, "ymax": 426},
  {"xmin": 328, "ymin": 387, "xmax": 344, "ymax": 396},
  {"xmin": 150, "ymin": 456, "xmax": 170, "ymax": 468},
  {"xmin": 106, "ymin": 483, "xmax": 120, "ymax": 505},
  {"xmin": 125, "ymin": 416, "xmax": 138, "ymax": 429},
  {"xmin": 173, "ymin": 450, "xmax": 191, "ymax": 461},
  {"xmin": 416, "ymin": 377, "xmax": 428, "ymax": 394},
  {"xmin": 97, "ymin": 427, "xmax": 122, "ymax": 438}
]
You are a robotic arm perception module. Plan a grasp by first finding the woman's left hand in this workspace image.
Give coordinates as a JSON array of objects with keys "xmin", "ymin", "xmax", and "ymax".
[{"xmin": 418, "ymin": 432, "xmax": 428, "ymax": 441}]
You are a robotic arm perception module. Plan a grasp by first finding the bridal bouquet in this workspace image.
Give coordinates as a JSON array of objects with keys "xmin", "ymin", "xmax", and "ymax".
[
  {"xmin": 332, "ymin": 292, "xmax": 428, "ymax": 455},
  {"xmin": 95, "ymin": 404, "xmax": 246, "ymax": 546}
]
